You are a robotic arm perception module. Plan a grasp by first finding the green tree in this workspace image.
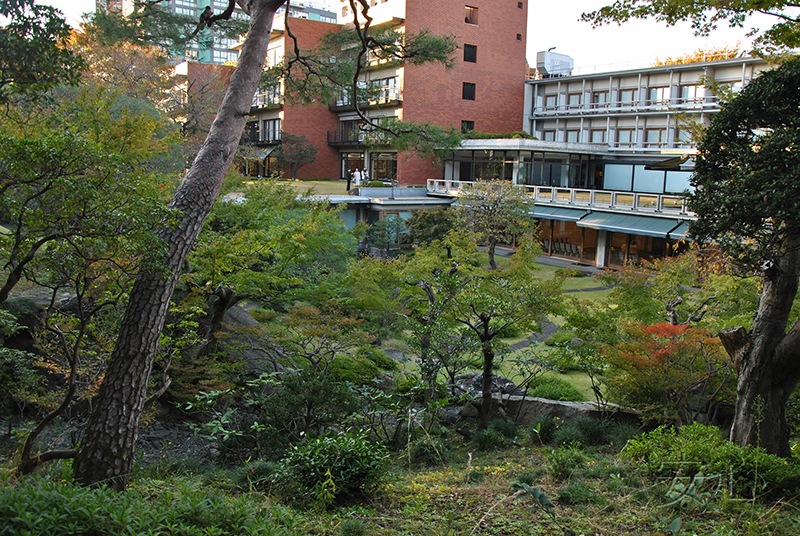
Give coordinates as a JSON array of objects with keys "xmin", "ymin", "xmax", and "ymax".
[
  {"xmin": 404, "ymin": 206, "xmax": 458, "ymax": 257},
  {"xmin": 0, "ymin": 0, "xmax": 84, "ymax": 104},
  {"xmin": 688, "ymin": 58, "xmax": 800, "ymax": 456},
  {"xmin": 456, "ymin": 180, "xmax": 534, "ymax": 270},
  {"xmin": 276, "ymin": 131, "xmax": 317, "ymax": 181},
  {"xmin": 582, "ymin": 1, "xmax": 800, "ymax": 55},
  {"xmin": 452, "ymin": 238, "xmax": 562, "ymax": 428},
  {"xmin": 70, "ymin": 0, "xmax": 459, "ymax": 490}
]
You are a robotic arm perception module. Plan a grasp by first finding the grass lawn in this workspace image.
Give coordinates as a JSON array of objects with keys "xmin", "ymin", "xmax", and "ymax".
[{"xmin": 283, "ymin": 179, "xmax": 349, "ymax": 196}]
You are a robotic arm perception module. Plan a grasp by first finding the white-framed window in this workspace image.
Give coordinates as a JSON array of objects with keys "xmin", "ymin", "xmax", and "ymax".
[
  {"xmin": 617, "ymin": 128, "xmax": 636, "ymax": 147},
  {"xmin": 592, "ymin": 91, "xmax": 609, "ymax": 108},
  {"xmin": 648, "ymin": 86, "xmax": 669, "ymax": 105},
  {"xmin": 590, "ymin": 129, "xmax": 606, "ymax": 143},
  {"xmin": 680, "ymin": 85, "xmax": 701, "ymax": 103},
  {"xmin": 619, "ymin": 88, "xmax": 638, "ymax": 107},
  {"xmin": 645, "ymin": 128, "xmax": 667, "ymax": 148}
]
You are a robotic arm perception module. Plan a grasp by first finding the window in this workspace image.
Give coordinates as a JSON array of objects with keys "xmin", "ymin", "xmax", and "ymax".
[
  {"xmin": 645, "ymin": 128, "xmax": 667, "ymax": 147},
  {"xmin": 680, "ymin": 85, "xmax": 701, "ymax": 103},
  {"xmin": 619, "ymin": 88, "xmax": 638, "ymax": 107},
  {"xmin": 566, "ymin": 130, "xmax": 580, "ymax": 143},
  {"xmin": 592, "ymin": 91, "xmax": 609, "ymax": 108},
  {"xmin": 516, "ymin": 33, "xmax": 522, "ymax": 41},
  {"xmin": 617, "ymin": 128, "xmax": 636, "ymax": 147},
  {"xmin": 544, "ymin": 94, "xmax": 557, "ymax": 110},
  {"xmin": 543, "ymin": 130, "xmax": 556, "ymax": 141},
  {"xmin": 463, "ymin": 44, "xmax": 477, "ymax": 63},
  {"xmin": 370, "ymin": 76, "xmax": 399, "ymax": 103},
  {"xmin": 461, "ymin": 120, "xmax": 475, "ymax": 133},
  {"xmin": 262, "ymin": 119, "xmax": 281, "ymax": 142},
  {"xmin": 518, "ymin": 1, "xmax": 523, "ymax": 7},
  {"xmin": 567, "ymin": 93, "xmax": 581, "ymax": 109},
  {"xmin": 465, "ymin": 5, "xmax": 478, "ymax": 24},
  {"xmin": 648, "ymin": 86, "xmax": 669, "ymax": 105},
  {"xmin": 590, "ymin": 129, "xmax": 606, "ymax": 143},
  {"xmin": 462, "ymin": 82, "xmax": 476, "ymax": 100},
  {"xmin": 675, "ymin": 129, "xmax": 693, "ymax": 147}
]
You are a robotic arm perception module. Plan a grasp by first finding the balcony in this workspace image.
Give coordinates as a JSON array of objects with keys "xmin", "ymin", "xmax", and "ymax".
[
  {"xmin": 329, "ymin": 89, "xmax": 403, "ymax": 112},
  {"xmin": 426, "ymin": 180, "xmax": 693, "ymax": 216}
]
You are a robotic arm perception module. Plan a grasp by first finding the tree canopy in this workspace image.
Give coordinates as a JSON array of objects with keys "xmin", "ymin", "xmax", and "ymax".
[
  {"xmin": 582, "ymin": 1, "xmax": 800, "ymax": 55},
  {"xmin": 0, "ymin": 0, "xmax": 84, "ymax": 104},
  {"xmin": 689, "ymin": 57, "xmax": 800, "ymax": 456}
]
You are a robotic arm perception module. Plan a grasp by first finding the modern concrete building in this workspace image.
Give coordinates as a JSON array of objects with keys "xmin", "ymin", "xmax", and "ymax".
[
  {"xmin": 433, "ymin": 55, "xmax": 771, "ymax": 268},
  {"xmin": 246, "ymin": 0, "xmax": 529, "ymax": 184}
]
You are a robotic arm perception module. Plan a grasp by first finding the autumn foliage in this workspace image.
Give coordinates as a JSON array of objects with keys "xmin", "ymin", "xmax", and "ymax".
[{"xmin": 605, "ymin": 322, "xmax": 735, "ymax": 426}]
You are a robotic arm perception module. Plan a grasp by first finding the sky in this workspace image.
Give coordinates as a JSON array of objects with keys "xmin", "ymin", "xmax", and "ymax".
[{"xmin": 38, "ymin": 0, "xmax": 770, "ymax": 73}]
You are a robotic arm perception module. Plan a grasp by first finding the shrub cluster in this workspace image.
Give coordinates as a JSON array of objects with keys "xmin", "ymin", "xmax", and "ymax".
[
  {"xmin": 0, "ymin": 476, "xmax": 289, "ymax": 536},
  {"xmin": 277, "ymin": 431, "xmax": 389, "ymax": 509},
  {"xmin": 624, "ymin": 423, "xmax": 800, "ymax": 497},
  {"xmin": 530, "ymin": 416, "xmax": 640, "ymax": 448}
]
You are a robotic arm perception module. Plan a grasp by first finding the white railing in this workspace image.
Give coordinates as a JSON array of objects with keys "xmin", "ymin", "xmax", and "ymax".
[{"xmin": 426, "ymin": 180, "xmax": 692, "ymax": 215}]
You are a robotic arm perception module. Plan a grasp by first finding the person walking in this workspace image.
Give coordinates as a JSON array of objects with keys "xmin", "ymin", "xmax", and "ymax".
[{"xmin": 353, "ymin": 168, "xmax": 361, "ymax": 187}]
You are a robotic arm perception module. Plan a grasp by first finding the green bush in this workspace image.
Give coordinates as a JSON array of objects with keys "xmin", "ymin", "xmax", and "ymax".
[
  {"xmin": 554, "ymin": 268, "xmax": 586, "ymax": 278},
  {"xmin": 338, "ymin": 519, "xmax": 368, "ymax": 536},
  {"xmin": 0, "ymin": 475, "xmax": 291, "ymax": 535},
  {"xmin": 278, "ymin": 431, "xmax": 389, "ymax": 509},
  {"xmin": 496, "ymin": 322, "xmax": 522, "ymax": 339},
  {"xmin": 490, "ymin": 418, "xmax": 518, "ymax": 441},
  {"xmin": 624, "ymin": 423, "xmax": 800, "ymax": 497},
  {"xmin": 543, "ymin": 331, "xmax": 575, "ymax": 347},
  {"xmin": 231, "ymin": 460, "xmax": 279, "ymax": 493},
  {"xmin": 530, "ymin": 416, "xmax": 560, "ymax": 445},
  {"xmin": 527, "ymin": 376, "xmax": 586, "ymax": 402},
  {"xmin": 248, "ymin": 307, "xmax": 277, "ymax": 323},
  {"xmin": 471, "ymin": 428, "xmax": 507, "ymax": 451},
  {"xmin": 410, "ymin": 439, "xmax": 450, "ymax": 467},
  {"xmin": 355, "ymin": 345, "xmax": 399, "ymax": 371},
  {"xmin": 547, "ymin": 443, "xmax": 585, "ymax": 481},
  {"xmin": 330, "ymin": 355, "xmax": 380, "ymax": 384}
]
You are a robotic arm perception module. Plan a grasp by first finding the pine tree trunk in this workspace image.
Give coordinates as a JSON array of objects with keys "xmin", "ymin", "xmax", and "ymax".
[
  {"xmin": 72, "ymin": 0, "xmax": 285, "ymax": 490},
  {"xmin": 724, "ymin": 242, "xmax": 800, "ymax": 457}
]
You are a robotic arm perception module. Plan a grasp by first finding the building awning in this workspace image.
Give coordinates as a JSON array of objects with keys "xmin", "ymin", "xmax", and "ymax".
[
  {"xmin": 668, "ymin": 221, "xmax": 692, "ymax": 240},
  {"xmin": 531, "ymin": 206, "xmax": 589, "ymax": 222},
  {"xmin": 257, "ymin": 146, "xmax": 278, "ymax": 159},
  {"xmin": 645, "ymin": 155, "xmax": 694, "ymax": 171},
  {"xmin": 577, "ymin": 212, "xmax": 685, "ymax": 238}
]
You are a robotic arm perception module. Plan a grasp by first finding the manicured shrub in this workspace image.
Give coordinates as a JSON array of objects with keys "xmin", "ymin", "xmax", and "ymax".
[
  {"xmin": 543, "ymin": 331, "xmax": 575, "ymax": 347},
  {"xmin": 355, "ymin": 345, "xmax": 398, "ymax": 371},
  {"xmin": 278, "ymin": 431, "xmax": 389, "ymax": 509},
  {"xmin": 624, "ymin": 423, "xmax": 800, "ymax": 497},
  {"xmin": 527, "ymin": 375, "xmax": 586, "ymax": 402}
]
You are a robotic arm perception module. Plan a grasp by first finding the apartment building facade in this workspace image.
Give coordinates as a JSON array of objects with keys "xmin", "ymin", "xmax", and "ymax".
[
  {"xmin": 246, "ymin": 0, "xmax": 528, "ymax": 184},
  {"xmin": 430, "ymin": 56, "xmax": 771, "ymax": 268}
]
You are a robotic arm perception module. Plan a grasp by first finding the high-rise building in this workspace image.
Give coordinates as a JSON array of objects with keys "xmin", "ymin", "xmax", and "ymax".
[{"xmin": 246, "ymin": 0, "xmax": 528, "ymax": 184}]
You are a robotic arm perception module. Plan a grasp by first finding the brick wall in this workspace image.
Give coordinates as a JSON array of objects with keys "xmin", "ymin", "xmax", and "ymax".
[
  {"xmin": 398, "ymin": 0, "xmax": 528, "ymax": 184},
  {"xmin": 279, "ymin": 19, "xmax": 342, "ymax": 180}
]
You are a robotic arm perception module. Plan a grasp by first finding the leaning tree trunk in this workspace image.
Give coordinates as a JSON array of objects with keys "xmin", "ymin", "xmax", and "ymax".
[
  {"xmin": 72, "ymin": 0, "xmax": 286, "ymax": 490},
  {"xmin": 721, "ymin": 241, "xmax": 800, "ymax": 457}
]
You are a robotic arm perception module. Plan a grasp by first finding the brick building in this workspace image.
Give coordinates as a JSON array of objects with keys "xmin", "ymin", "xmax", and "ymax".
[{"xmin": 246, "ymin": 0, "xmax": 528, "ymax": 184}]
